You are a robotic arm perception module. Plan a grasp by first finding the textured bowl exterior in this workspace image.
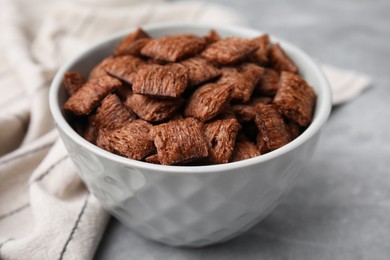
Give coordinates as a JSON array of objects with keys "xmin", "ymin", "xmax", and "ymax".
[{"xmin": 50, "ymin": 23, "xmax": 331, "ymax": 247}]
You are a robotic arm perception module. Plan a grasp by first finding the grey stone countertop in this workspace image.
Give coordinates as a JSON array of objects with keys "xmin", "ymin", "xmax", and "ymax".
[{"xmin": 95, "ymin": 0, "xmax": 390, "ymax": 259}]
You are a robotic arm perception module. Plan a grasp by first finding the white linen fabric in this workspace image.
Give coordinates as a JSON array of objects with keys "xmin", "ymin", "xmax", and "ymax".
[{"xmin": 0, "ymin": 0, "xmax": 371, "ymax": 259}]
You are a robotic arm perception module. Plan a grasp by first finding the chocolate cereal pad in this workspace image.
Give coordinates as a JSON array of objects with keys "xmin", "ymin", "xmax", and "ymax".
[{"xmin": 63, "ymin": 27, "xmax": 317, "ymax": 165}]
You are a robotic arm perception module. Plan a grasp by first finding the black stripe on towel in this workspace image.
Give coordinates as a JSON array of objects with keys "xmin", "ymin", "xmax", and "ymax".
[
  {"xmin": 0, "ymin": 156, "xmax": 69, "ymax": 221},
  {"xmin": 58, "ymin": 194, "xmax": 89, "ymax": 260},
  {"xmin": 0, "ymin": 143, "xmax": 52, "ymax": 166},
  {"xmin": 0, "ymin": 203, "xmax": 30, "ymax": 221},
  {"xmin": 31, "ymin": 155, "xmax": 69, "ymax": 183},
  {"xmin": 0, "ymin": 238, "xmax": 14, "ymax": 255}
]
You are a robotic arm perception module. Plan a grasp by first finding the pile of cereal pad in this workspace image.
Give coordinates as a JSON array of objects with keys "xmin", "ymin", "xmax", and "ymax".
[{"xmin": 63, "ymin": 28, "xmax": 317, "ymax": 166}]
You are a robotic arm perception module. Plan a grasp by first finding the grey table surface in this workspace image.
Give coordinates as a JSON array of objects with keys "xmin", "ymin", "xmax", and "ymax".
[{"xmin": 95, "ymin": 0, "xmax": 390, "ymax": 259}]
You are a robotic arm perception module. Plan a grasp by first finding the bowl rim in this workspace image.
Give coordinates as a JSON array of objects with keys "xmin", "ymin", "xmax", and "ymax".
[{"xmin": 49, "ymin": 22, "xmax": 332, "ymax": 174}]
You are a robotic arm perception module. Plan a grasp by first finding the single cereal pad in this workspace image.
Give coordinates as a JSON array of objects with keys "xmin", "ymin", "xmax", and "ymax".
[
  {"xmin": 151, "ymin": 118, "xmax": 208, "ymax": 165},
  {"xmin": 96, "ymin": 120, "xmax": 154, "ymax": 160},
  {"xmin": 255, "ymin": 103, "xmax": 291, "ymax": 152},
  {"xmin": 204, "ymin": 118, "xmax": 240, "ymax": 164},
  {"xmin": 105, "ymin": 55, "xmax": 144, "ymax": 85},
  {"xmin": 254, "ymin": 68, "xmax": 280, "ymax": 96},
  {"xmin": 184, "ymin": 83, "xmax": 232, "ymax": 121},
  {"xmin": 269, "ymin": 43, "xmax": 299, "ymax": 73},
  {"xmin": 63, "ymin": 71, "xmax": 85, "ymax": 96},
  {"xmin": 114, "ymin": 28, "xmax": 150, "ymax": 57},
  {"xmin": 218, "ymin": 63, "xmax": 264, "ymax": 102},
  {"xmin": 124, "ymin": 93, "xmax": 182, "ymax": 122},
  {"xmin": 64, "ymin": 75, "xmax": 122, "ymax": 115},
  {"xmin": 180, "ymin": 57, "xmax": 221, "ymax": 87},
  {"xmin": 231, "ymin": 140, "xmax": 261, "ymax": 162},
  {"xmin": 201, "ymin": 37, "xmax": 258, "ymax": 65},
  {"xmin": 141, "ymin": 34, "xmax": 206, "ymax": 62},
  {"xmin": 132, "ymin": 64, "xmax": 188, "ymax": 98},
  {"xmin": 273, "ymin": 71, "xmax": 317, "ymax": 127},
  {"xmin": 251, "ymin": 34, "xmax": 271, "ymax": 65},
  {"xmin": 95, "ymin": 94, "xmax": 136, "ymax": 130}
]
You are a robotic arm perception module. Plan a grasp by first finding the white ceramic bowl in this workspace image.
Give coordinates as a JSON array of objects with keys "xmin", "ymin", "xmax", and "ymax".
[{"xmin": 49, "ymin": 22, "xmax": 332, "ymax": 247}]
